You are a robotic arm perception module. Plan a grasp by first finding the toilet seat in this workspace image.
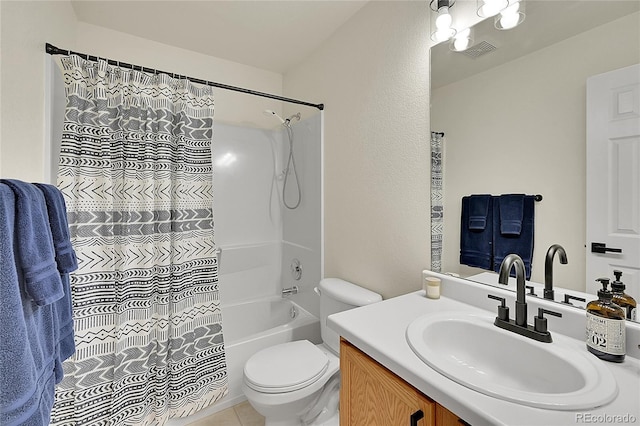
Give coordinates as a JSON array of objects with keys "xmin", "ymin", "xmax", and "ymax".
[{"xmin": 244, "ymin": 340, "xmax": 329, "ymax": 394}]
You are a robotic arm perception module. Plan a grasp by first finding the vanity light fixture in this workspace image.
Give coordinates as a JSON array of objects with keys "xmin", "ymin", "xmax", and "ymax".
[
  {"xmin": 495, "ymin": 0, "xmax": 526, "ymax": 30},
  {"xmin": 430, "ymin": 0, "xmax": 457, "ymax": 43},
  {"xmin": 450, "ymin": 27, "xmax": 474, "ymax": 52}
]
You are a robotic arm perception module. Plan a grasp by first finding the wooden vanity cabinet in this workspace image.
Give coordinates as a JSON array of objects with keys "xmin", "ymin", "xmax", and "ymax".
[{"xmin": 340, "ymin": 339, "xmax": 467, "ymax": 426}]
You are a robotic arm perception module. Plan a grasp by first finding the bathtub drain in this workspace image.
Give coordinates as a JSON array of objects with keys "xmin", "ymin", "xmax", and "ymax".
[{"xmin": 290, "ymin": 305, "xmax": 298, "ymax": 319}]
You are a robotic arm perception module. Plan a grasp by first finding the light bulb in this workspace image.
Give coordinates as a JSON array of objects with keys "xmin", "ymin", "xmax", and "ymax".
[
  {"xmin": 503, "ymin": 1, "xmax": 521, "ymax": 14},
  {"xmin": 435, "ymin": 7, "xmax": 452, "ymax": 30},
  {"xmin": 452, "ymin": 28, "xmax": 472, "ymax": 51},
  {"xmin": 430, "ymin": 1, "xmax": 456, "ymax": 43},
  {"xmin": 457, "ymin": 28, "xmax": 470, "ymax": 38},
  {"xmin": 478, "ymin": 0, "xmax": 507, "ymax": 17},
  {"xmin": 499, "ymin": 13, "xmax": 519, "ymax": 29},
  {"xmin": 498, "ymin": 2, "xmax": 521, "ymax": 30},
  {"xmin": 435, "ymin": 29, "xmax": 452, "ymax": 42},
  {"xmin": 453, "ymin": 37, "xmax": 470, "ymax": 51}
]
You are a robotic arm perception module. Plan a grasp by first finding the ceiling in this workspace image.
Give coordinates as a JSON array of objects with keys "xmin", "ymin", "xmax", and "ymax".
[
  {"xmin": 70, "ymin": 0, "xmax": 368, "ymax": 74},
  {"xmin": 431, "ymin": 1, "xmax": 640, "ymax": 89},
  {"xmin": 70, "ymin": 1, "xmax": 639, "ymax": 79}
]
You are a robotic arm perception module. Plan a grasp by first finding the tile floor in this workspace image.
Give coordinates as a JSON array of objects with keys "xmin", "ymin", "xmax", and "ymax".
[{"xmin": 187, "ymin": 401, "xmax": 265, "ymax": 426}]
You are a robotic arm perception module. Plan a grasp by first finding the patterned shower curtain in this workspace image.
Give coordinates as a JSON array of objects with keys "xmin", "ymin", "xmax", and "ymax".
[
  {"xmin": 430, "ymin": 132, "xmax": 444, "ymax": 272},
  {"xmin": 51, "ymin": 55, "xmax": 227, "ymax": 425}
]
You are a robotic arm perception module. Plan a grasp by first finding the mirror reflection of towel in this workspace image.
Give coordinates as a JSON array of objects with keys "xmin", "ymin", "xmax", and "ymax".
[
  {"xmin": 460, "ymin": 195, "xmax": 493, "ymax": 269},
  {"xmin": 469, "ymin": 194, "xmax": 491, "ymax": 230},
  {"xmin": 499, "ymin": 194, "xmax": 524, "ymax": 235},
  {"xmin": 493, "ymin": 195, "xmax": 535, "ymax": 279}
]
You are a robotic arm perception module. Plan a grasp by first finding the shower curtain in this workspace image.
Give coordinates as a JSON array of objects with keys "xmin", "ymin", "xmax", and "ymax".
[
  {"xmin": 430, "ymin": 132, "xmax": 444, "ymax": 273},
  {"xmin": 51, "ymin": 55, "xmax": 227, "ymax": 425}
]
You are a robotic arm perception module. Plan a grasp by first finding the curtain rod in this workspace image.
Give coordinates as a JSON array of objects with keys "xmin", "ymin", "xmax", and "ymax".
[{"xmin": 45, "ymin": 43, "xmax": 324, "ymax": 111}]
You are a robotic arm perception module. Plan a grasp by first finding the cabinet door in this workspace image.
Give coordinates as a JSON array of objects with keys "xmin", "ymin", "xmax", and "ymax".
[
  {"xmin": 340, "ymin": 339, "xmax": 435, "ymax": 426},
  {"xmin": 436, "ymin": 404, "xmax": 469, "ymax": 426}
]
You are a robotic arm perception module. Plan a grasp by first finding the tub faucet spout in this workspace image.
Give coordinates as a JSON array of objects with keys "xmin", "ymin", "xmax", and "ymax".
[{"xmin": 282, "ymin": 286, "xmax": 298, "ymax": 297}]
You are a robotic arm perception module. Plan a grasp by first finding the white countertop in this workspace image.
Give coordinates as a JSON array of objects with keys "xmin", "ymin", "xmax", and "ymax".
[{"xmin": 328, "ymin": 288, "xmax": 640, "ymax": 426}]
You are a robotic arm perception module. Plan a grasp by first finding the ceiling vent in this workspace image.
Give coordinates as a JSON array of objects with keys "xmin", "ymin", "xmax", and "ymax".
[{"xmin": 460, "ymin": 40, "xmax": 497, "ymax": 59}]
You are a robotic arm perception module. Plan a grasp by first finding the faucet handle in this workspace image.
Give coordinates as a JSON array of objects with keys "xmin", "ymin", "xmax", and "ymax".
[
  {"xmin": 534, "ymin": 308, "xmax": 562, "ymax": 334},
  {"xmin": 526, "ymin": 285, "xmax": 538, "ymax": 297},
  {"xmin": 488, "ymin": 294, "xmax": 509, "ymax": 321},
  {"xmin": 562, "ymin": 294, "xmax": 586, "ymax": 307}
]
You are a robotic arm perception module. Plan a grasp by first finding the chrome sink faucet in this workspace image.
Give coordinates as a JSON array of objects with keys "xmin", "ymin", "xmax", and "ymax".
[
  {"xmin": 544, "ymin": 244, "xmax": 567, "ymax": 301},
  {"xmin": 488, "ymin": 254, "xmax": 562, "ymax": 343}
]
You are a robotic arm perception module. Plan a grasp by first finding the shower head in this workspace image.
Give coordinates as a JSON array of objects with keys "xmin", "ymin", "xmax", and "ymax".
[
  {"xmin": 286, "ymin": 112, "xmax": 301, "ymax": 123},
  {"xmin": 263, "ymin": 109, "xmax": 286, "ymax": 125}
]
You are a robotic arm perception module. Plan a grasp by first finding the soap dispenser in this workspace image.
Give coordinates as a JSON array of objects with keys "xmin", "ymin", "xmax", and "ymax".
[
  {"xmin": 586, "ymin": 278, "xmax": 626, "ymax": 363},
  {"xmin": 611, "ymin": 270, "xmax": 637, "ymax": 321}
]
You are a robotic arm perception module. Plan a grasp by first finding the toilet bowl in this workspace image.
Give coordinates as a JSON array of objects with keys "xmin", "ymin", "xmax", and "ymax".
[
  {"xmin": 242, "ymin": 341, "xmax": 339, "ymax": 425},
  {"xmin": 242, "ymin": 278, "xmax": 382, "ymax": 426}
]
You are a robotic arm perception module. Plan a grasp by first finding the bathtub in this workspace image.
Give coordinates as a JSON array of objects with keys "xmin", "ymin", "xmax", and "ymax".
[{"xmin": 168, "ymin": 296, "xmax": 321, "ymax": 425}]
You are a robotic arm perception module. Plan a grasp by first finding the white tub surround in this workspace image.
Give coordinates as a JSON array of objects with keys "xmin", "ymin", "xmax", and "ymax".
[{"xmin": 328, "ymin": 274, "xmax": 640, "ymax": 426}]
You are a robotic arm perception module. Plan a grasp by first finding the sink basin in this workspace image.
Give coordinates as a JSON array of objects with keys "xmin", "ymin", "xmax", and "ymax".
[{"xmin": 406, "ymin": 311, "xmax": 618, "ymax": 410}]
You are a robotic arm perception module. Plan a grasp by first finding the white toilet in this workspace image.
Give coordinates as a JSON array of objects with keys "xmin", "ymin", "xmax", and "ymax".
[{"xmin": 242, "ymin": 278, "xmax": 382, "ymax": 426}]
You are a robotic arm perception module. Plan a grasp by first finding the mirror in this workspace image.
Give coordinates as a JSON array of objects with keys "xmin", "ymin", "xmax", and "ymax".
[{"xmin": 430, "ymin": 1, "xmax": 640, "ymax": 307}]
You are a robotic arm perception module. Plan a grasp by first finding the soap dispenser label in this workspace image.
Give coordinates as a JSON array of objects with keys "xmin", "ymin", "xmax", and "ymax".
[{"xmin": 586, "ymin": 312, "xmax": 626, "ymax": 355}]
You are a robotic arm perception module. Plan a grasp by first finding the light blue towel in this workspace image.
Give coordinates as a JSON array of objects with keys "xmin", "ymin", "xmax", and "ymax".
[
  {"xmin": 1, "ymin": 179, "xmax": 63, "ymax": 306},
  {"xmin": 34, "ymin": 183, "xmax": 78, "ymax": 383},
  {"xmin": 34, "ymin": 183, "xmax": 77, "ymax": 273},
  {"xmin": 0, "ymin": 184, "xmax": 58, "ymax": 426},
  {"xmin": 52, "ymin": 275, "xmax": 75, "ymax": 384}
]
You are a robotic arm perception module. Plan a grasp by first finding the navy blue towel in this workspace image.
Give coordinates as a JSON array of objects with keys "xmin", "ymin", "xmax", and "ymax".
[
  {"xmin": 34, "ymin": 183, "xmax": 77, "ymax": 383},
  {"xmin": 1, "ymin": 179, "xmax": 63, "ymax": 306},
  {"xmin": 499, "ymin": 194, "xmax": 524, "ymax": 235},
  {"xmin": 460, "ymin": 195, "xmax": 493, "ymax": 270},
  {"xmin": 469, "ymin": 194, "xmax": 491, "ymax": 230},
  {"xmin": 493, "ymin": 194, "xmax": 535, "ymax": 279},
  {"xmin": 0, "ymin": 184, "xmax": 58, "ymax": 426}
]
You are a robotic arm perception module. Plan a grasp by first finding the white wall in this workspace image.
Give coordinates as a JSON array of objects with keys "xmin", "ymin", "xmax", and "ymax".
[
  {"xmin": 432, "ymin": 12, "xmax": 640, "ymax": 291},
  {"xmin": 74, "ymin": 22, "xmax": 284, "ymax": 129},
  {"xmin": 283, "ymin": 1, "xmax": 432, "ymax": 299},
  {"xmin": 0, "ymin": 2, "xmax": 285, "ymax": 183},
  {"xmin": 0, "ymin": 0, "xmax": 77, "ymax": 181}
]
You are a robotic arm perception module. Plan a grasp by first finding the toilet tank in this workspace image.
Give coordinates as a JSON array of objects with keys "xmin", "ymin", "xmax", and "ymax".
[{"xmin": 318, "ymin": 278, "xmax": 382, "ymax": 354}]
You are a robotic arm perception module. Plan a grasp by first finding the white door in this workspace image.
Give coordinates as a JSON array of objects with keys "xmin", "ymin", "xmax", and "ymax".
[{"xmin": 586, "ymin": 64, "xmax": 640, "ymax": 297}]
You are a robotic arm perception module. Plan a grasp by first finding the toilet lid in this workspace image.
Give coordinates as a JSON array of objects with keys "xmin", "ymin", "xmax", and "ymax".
[{"xmin": 244, "ymin": 340, "xmax": 329, "ymax": 393}]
